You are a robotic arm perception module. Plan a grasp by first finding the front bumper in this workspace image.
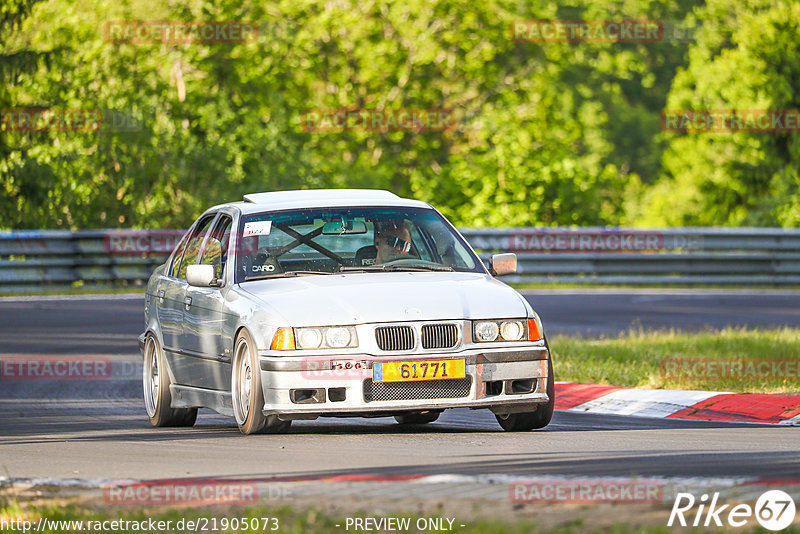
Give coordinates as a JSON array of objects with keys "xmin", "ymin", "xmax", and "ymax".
[{"xmin": 257, "ymin": 346, "xmax": 550, "ymax": 417}]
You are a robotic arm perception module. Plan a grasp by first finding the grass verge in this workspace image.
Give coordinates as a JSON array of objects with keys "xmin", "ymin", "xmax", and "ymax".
[
  {"xmin": 550, "ymin": 327, "xmax": 800, "ymax": 393},
  {"xmin": 510, "ymin": 282, "xmax": 800, "ymax": 290},
  {"xmin": 1, "ymin": 499, "xmax": 784, "ymax": 534},
  {"xmin": 0, "ymin": 286, "xmax": 145, "ymax": 297}
]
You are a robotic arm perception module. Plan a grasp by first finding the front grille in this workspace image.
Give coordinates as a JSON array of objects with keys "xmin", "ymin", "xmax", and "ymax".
[
  {"xmin": 375, "ymin": 325, "xmax": 415, "ymax": 351},
  {"xmin": 421, "ymin": 323, "xmax": 459, "ymax": 349},
  {"xmin": 363, "ymin": 377, "xmax": 472, "ymax": 402}
]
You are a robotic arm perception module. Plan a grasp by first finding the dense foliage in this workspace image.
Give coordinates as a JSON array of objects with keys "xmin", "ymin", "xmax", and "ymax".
[{"xmin": 1, "ymin": 0, "xmax": 797, "ymax": 229}]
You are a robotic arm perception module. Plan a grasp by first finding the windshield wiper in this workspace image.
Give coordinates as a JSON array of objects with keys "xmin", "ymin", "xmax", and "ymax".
[
  {"xmin": 244, "ymin": 270, "xmax": 334, "ymax": 281},
  {"xmin": 338, "ymin": 264, "xmax": 453, "ymax": 273}
]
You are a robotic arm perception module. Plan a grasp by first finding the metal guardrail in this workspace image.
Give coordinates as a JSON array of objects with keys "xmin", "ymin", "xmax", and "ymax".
[
  {"xmin": 1, "ymin": 227, "xmax": 799, "ymax": 292},
  {"xmin": 465, "ymin": 227, "xmax": 800, "ymax": 285},
  {"xmin": 0, "ymin": 230, "xmax": 167, "ymax": 292}
]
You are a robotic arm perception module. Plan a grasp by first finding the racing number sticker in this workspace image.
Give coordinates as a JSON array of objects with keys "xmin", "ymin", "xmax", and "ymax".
[{"xmin": 243, "ymin": 221, "xmax": 272, "ymax": 237}]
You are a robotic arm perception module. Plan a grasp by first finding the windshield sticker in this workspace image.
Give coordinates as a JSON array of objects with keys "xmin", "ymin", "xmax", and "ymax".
[{"xmin": 243, "ymin": 221, "xmax": 272, "ymax": 237}]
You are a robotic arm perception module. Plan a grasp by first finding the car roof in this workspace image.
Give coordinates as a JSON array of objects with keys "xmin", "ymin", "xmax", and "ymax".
[{"xmin": 211, "ymin": 189, "xmax": 433, "ymax": 215}]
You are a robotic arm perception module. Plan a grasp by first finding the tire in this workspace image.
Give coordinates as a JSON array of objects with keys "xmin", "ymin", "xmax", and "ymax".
[
  {"xmin": 231, "ymin": 330, "xmax": 291, "ymax": 435},
  {"xmin": 142, "ymin": 334, "xmax": 197, "ymax": 427},
  {"xmin": 495, "ymin": 356, "xmax": 555, "ymax": 432},
  {"xmin": 394, "ymin": 411, "xmax": 441, "ymax": 425}
]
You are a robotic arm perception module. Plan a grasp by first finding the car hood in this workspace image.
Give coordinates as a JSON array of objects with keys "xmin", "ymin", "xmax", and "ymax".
[{"xmin": 238, "ymin": 272, "xmax": 528, "ymax": 326}]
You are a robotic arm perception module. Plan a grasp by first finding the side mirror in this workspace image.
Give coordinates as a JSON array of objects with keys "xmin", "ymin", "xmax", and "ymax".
[
  {"xmin": 187, "ymin": 264, "xmax": 219, "ymax": 287},
  {"xmin": 489, "ymin": 253, "xmax": 517, "ymax": 276}
]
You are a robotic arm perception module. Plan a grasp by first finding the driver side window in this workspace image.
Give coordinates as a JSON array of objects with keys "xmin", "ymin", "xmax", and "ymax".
[
  {"xmin": 198, "ymin": 216, "xmax": 232, "ymax": 280},
  {"xmin": 173, "ymin": 215, "xmax": 216, "ymax": 280},
  {"xmin": 408, "ymin": 224, "xmax": 433, "ymax": 262}
]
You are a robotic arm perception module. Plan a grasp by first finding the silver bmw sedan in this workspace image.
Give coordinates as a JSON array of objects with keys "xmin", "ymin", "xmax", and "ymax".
[{"xmin": 139, "ymin": 189, "xmax": 554, "ymax": 434}]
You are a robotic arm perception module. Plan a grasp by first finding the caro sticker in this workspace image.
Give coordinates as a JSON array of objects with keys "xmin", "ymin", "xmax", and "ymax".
[{"xmin": 243, "ymin": 221, "xmax": 272, "ymax": 237}]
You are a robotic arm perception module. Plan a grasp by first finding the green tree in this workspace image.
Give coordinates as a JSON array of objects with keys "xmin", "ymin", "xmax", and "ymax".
[
  {"xmin": 636, "ymin": 0, "xmax": 800, "ymax": 226},
  {"xmin": 2, "ymin": 0, "xmax": 697, "ymax": 229},
  {"xmin": 0, "ymin": 0, "xmax": 52, "ymax": 224}
]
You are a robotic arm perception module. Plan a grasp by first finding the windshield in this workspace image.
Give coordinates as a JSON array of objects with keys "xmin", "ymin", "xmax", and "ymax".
[{"xmin": 234, "ymin": 206, "xmax": 483, "ymax": 282}]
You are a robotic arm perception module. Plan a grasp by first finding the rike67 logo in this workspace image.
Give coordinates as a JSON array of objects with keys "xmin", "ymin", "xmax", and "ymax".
[{"xmin": 669, "ymin": 490, "xmax": 796, "ymax": 531}]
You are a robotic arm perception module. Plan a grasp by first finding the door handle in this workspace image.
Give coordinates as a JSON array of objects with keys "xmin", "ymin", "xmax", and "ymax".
[{"xmin": 184, "ymin": 296, "xmax": 192, "ymax": 310}]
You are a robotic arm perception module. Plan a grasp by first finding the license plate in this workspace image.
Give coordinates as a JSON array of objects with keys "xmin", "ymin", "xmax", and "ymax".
[{"xmin": 373, "ymin": 359, "xmax": 466, "ymax": 383}]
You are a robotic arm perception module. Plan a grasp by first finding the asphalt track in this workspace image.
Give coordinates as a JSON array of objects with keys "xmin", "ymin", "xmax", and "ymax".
[{"xmin": 0, "ymin": 291, "xmax": 798, "ymax": 483}]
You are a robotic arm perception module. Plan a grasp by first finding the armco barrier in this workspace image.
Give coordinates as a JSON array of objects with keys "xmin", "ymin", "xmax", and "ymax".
[
  {"xmin": 0, "ymin": 227, "xmax": 799, "ymax": 292},
  {"xmin": 0, "ymin": 230, "xmax": 168, "ymax": 293},
  {"xmin": 466, "ymin": 227, "xmax": 800, "ymax": 285}
]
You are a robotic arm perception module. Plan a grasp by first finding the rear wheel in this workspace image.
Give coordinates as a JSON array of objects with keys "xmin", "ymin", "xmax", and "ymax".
[
  {"xmin": 394, "ymin": 411, "xmax": 441, "ymax": 425},
  {"xmin": 142, "ymin": 334, "xmax": 197, "ymax": 427},
  {"xmin": 231, "ymin": 330, "xmax": 291, "ymax": 435},
  {"xmin": 495, "ymin": 356, "xmax": 554, "ymax": 432}
]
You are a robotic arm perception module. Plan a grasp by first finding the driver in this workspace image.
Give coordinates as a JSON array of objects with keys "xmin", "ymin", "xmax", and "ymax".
[{"xmin": 374, "ymin": 220, "xmax": 412, "ymax": 264}]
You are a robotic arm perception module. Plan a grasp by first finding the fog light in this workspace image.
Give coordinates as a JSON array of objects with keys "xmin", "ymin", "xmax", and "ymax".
[
  {"xmin": 328, "ymin": 387, "xmax": 346, "ymax": 402},
  {"xmin": 508, "ymin": 379, "xmax": 535, "ymax": 394},
  {"xmin": 289, "ymin": 388, "xmax": 325, "ymax": 404}
]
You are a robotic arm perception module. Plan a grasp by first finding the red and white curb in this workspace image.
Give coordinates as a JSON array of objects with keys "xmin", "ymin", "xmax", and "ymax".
[{"xmin": 555, "ymin": 382, "xmax": 800, "ymax": 425}]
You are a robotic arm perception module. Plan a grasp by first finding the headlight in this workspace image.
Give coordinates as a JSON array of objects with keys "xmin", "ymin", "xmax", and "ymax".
[
  {"xmin": 500, "ymin": 320, "xmax": 524, "ymax": 341},
  {"xmin": 294, "ymin": 326, "xmax": 358, "ymax": 349},
  {"xmin": 324, "ymin": 327, "xmax": 352, "ymax": 348},
  {"xmin": 297, "ymin": 328, "xmax": 322, "ymax": 349},
  {"xmin": 474, "ymin": 321, "xmax": 499, "ymax": 342},
  {"xmin": 473, "ymin": 319, "xmax": 539, "ymax": 342}
]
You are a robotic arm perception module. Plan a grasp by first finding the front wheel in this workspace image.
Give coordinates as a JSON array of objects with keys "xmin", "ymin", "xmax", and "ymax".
[
  {"xmin": 231, "ymin": 330, "xmax": 291, "ymax": 435},
  {"xmin": 142, "ymin": 334, "xmax": 197, "ymax": 427},
  {"xmin": 495, "ymin": 356, "xmax": 554, "ymax": 432}
]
